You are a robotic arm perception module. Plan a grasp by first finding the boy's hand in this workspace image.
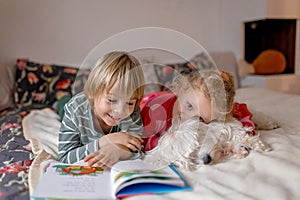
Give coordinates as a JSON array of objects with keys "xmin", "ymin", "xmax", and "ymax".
[
  {"xmin": 84, "ymin": 144, "xmax": 131, "ymax": 169},
  {"xmin": 98, "ymin": 132, "xmax": 143, "ymax": 151}
]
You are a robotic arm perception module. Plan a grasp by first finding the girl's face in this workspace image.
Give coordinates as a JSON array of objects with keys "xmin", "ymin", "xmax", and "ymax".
[
  {"xmin": 176, "ymin": 88, "xmax": 212, "ymax": 124},
  {"xmin": 93, "ymin": 85, "xmax": 137, "ymax": 127}
]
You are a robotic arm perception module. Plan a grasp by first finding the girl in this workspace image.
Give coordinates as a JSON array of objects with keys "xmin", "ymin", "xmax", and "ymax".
[
  {"xmin": 141, "ymin": 69, "xmax": 255, "ymax": 151},
  {"xmin": 58, "ymin": 51, "xmax": 145, "ymax": 169}
]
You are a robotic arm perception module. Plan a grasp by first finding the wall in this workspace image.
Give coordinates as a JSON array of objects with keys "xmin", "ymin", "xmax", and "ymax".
[
  {"xmin": 0, "ymin": 0, "xmax": 217, "ymax": 67},
  {"xmin": 219, "ymin": 0, "xmax": 265, "ymax": 59},
  {"xmin": 0, "ymin": 0, "xmax": 265, "ymax": 69},
  {"xmin": 266, "ymin": 0, "xmax": 300, "ymax": 18}
]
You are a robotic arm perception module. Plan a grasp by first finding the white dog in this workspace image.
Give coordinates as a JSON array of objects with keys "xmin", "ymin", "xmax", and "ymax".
[{"xmin": 143, "ymin": 116, "xmax": 272, "ymax": 171}]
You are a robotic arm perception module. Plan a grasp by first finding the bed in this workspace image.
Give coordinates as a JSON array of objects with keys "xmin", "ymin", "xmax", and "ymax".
[
  {"xmin": 0, "ymin": 59, "xmax": 90, "ymax": 200},
  {"xmin": 129, "ymin": 87, "xmax": 300, "ymax": 200},
  {"xmin": 1, "ymin": 52, "xmax": 300, "ymax": 200}
]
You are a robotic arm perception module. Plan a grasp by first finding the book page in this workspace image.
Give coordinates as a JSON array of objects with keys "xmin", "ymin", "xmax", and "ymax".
[
  {"xmin": 110, "ymin": 159, "xmax": 186, "ymax": 195},
  {"xmin": 32, "ymin": 160, "xmax": 191, "ymax": 199},
  {"xmin": 32, "ymin": 162, "xmax": 114, "ymax": 200}
]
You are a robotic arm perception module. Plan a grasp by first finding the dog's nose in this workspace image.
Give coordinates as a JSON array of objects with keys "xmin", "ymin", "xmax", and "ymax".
[{"xmin": 203, "ymin": 154, "xmax": 212, "ymax": 165}]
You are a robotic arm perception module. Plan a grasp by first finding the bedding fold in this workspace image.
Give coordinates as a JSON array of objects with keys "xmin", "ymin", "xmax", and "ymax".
[{"xmin": 23, "ymin": 108, "xmax": 61, "ymax": 195}]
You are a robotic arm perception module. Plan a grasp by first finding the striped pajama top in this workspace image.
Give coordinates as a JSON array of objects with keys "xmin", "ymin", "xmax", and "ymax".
[{"xmin": 58, "ymin": 92, "xmax": 143, "ymax": 163}]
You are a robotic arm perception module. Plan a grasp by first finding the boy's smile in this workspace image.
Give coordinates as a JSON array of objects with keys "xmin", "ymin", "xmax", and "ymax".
[{"xmin": 93, "ymin": 85, "xmax": 137, "ymax": 129}]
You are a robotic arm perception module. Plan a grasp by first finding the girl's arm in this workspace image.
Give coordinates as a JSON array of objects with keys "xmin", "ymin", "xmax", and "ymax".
[{"xmin": 232, "ymin": 102, "xmax": 256, "ymax": 135}]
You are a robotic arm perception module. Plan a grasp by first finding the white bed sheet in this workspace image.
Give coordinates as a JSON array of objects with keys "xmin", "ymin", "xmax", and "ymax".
[{"xmin": 128, "ymin": 87, "xmax": 300, "ymax": 200}]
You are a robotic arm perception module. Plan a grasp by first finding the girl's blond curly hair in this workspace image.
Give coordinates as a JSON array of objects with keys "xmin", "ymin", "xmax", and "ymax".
[{"xmin": 171, "ymin": 69, "xmax": 235, "ymax": 122}]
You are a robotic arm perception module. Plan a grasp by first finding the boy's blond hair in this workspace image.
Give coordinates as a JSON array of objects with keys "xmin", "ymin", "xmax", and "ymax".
[
  {"xmin": 171, "ymin": 69, "xmax": 235, "ymax": 122},
  {"xmin": 84, "ymin": 51, "xmax": 145, "ymax": 108}
]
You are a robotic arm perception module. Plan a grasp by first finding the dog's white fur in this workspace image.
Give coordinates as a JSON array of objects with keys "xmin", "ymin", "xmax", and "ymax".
[
  {"xmin": 251, "ymin": 108, "xmax": 279, "ymax": 130},
  {"xmin": 144, "ymin": 116, "xmax": 273, "ymax": 171}
]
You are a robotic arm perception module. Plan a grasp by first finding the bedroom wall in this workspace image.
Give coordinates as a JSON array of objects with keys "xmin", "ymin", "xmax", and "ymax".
[
  {"xmin": 0, "ymin": 0, "xmax": 265, "ymax": 68},
  {"xmin": 266, "ymin": 0, "xmax": 300, "ymax": 18}
]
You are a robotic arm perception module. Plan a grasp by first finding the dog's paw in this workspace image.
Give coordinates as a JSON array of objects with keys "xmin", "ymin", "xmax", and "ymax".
[
  {"xmin": 255, "ymin": 119, "xmax": 279, "ymax": 130},
  {"xmin": 251, "ymin": 110, "xmax": 279, "ymax": 130},
  {"xmin": 253, "ymin": 140, "xmax": 272, "ymax": 152}
]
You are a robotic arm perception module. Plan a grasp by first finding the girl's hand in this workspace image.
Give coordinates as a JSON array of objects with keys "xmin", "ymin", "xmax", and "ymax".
[
  {"xmin": 84, "ymin": 144, "xmax": 131, "ymax": 169},
  {"xmin": 98, "ymin": 132, "xmax": 143, "ymax": 151}
]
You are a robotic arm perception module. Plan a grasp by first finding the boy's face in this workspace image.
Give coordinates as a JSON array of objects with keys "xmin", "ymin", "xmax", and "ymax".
[
  {"xmin": 93, "ymin": 85, "xmax": 137, "ymax": 127},
  {"xmin": 176, "ymin": 88, "xmax": 212, "ymax": 124}
]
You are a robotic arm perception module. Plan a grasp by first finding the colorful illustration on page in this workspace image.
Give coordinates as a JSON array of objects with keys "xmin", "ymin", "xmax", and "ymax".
[{"xmin": 53, "ymin": 165, "xmax": 103, "ymax": 176}]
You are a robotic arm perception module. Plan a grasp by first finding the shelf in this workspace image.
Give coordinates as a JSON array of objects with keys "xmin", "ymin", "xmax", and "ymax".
[{"xmin": 240, "ymin": 74, "xmax": 300, "ymax": 95}]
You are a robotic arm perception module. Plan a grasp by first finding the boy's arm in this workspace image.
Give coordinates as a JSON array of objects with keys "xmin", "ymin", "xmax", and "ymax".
[
  {"xmin": 125, "ymin": 107, "xmax": 144, "ymax": 135},
  {"xmin": 58, "ymin": 104, "xmax": 99, "ymax": 163},
  {"xmin": 120, "ymin": 107, "xmax": 144, "ymax": 158}
]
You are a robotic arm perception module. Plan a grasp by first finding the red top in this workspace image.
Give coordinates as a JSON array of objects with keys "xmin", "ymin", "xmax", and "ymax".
[
  {"xmin": 140, "ymin": 92, "xmax": 255, "ymax": 152},
  {"xmin": 140, "ymin": 92, "xmax": 177, "ymax": 152},
  {"xmin": 231, "ymin": 102, "xmax": 256, "ymax": 133}
]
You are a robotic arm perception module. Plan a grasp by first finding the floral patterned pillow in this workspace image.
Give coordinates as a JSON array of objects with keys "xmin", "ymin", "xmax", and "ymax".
[
  {"xmin": 14, "ymin": 59, "xmax": 88, "ymax": 107},
  {"xmin": 189, "ymin": 52, "xmax": 215, "ymax": 70},
  {"xmin": 154, "ymin": 62, "xmax": 190, "ymax": 90},
  {"xmin": 71, "ymin": 68, "xmax": 90, "ymax": 95},
  {"xmin": 154, "ymin": 52, "xmax": 215, "ymax": 90}
]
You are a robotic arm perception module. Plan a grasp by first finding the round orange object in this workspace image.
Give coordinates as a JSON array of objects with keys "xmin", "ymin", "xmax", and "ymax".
[{"xmin": 253, "ymin": 49, "xmax": 286, "ymax": 74}]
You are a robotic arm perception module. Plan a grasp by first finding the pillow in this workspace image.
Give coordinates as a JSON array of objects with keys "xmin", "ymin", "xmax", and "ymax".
[
  {"xmin": 0, "ymin": 64, "xmax": 15, "ymax": 111},
  {"xmin": 57, "ymin": 94, "xmax": 72, "ymax": 121},
  {"xmin": 14, "ymin": 59, "xmax": 80, "ymax": 107},
  {"xmin": 142, "ymin": 63, "xmax": 162, "ymax": 95},
  {"xmin": 71, "ymin": 68, "xmax": 90, "ymax": 95},
  {"xmin": 253, "ymin": 49, "xmax": 286, "ymax": 75},
  {"xmin": 154, "ymin": 62, "xmax": 189, "ymax": 90},
  {"xmin": 189, "ymin": 52, "xmax": 215, "ymax": 70},
  {"xmin": 154, "ymin": 52, "xmax": 215, "ymax": 90},
  {"xmin": 210, "ymin": 51, "xmax": 240, "ymax": 88}
]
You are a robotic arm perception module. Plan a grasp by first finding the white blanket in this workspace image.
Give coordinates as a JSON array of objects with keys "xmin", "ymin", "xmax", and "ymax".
[
  {"xmin": 23, "ymin": 108, "xmax": 61, "ymax": 195},
  {"xmin": 128, "ymin": 87, "xmax": 300, "ymax": 200},
  {"xmin": 24, "ymin": 88, "xmax": 300, "ymax": 200}
]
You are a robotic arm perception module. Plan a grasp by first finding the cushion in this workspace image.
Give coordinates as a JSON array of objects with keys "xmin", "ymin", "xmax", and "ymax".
[
  {"xmin": 14, "ymin": 59, "xmax": 82, "ymax": 107},
  {"xmin": 189, "ymin": 52, "xmax": 216, "ymax": 70},
  {"xmin": 57, "ymin": 94, "xmax": 72, "ymax": 121},
  {"xmin": 71, "ymin": 68, "xmax": 90, "ymax": 95},
  {"xmin": 154, "ymin": 52, "xmax": 215, "ymax": 90},
  {"xmin": 142, "ymin": 63, "xmax": 162, "ymax": 95},
  {"xmin": 210, "ymin": 51, "xmax": 240, "ymax": 88},
  {"xmin": 0, "ymin": 64, "xmax": 15, "ymax": 111},
  {"xmin": 253, "ymin": 49, "xmax": 286, "ymax": 75},
  {"xmin": 154, "ymin": 62, "xmax": 189, "ymax": 90}
]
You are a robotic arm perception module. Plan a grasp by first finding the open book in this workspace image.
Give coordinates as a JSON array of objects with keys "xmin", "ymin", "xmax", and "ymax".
[{"xmin": 32, "ymin": 159, "xmax": 192, "ymax": 199}]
